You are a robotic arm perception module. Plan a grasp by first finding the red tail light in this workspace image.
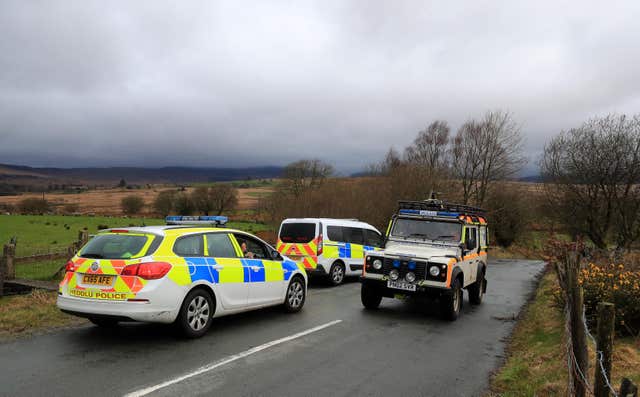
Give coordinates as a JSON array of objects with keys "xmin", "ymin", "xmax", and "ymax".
[
  {"xmin": 65, "ymin": 261, "xmax": 77, "ymax": 272},
  {"xmin": 121, "ymin": 262, "xmax": 172, "ymax": 280},
  {"xmin": 317, "ymin": 234, "xmax": 323, "ymax": 256}
]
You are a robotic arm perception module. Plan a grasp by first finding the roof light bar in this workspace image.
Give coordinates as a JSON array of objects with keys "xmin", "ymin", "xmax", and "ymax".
[
  {"xmin": 165, "ymin": 215, "xmax": 228, "ymax": 226},
  {"xmin": 398, "ymin": 209, "xmax": 460, "ymax": 218}
]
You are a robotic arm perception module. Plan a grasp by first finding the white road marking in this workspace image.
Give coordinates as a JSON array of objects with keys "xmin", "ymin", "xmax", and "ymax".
[{"xmin": 124, "ymin": 319, "xmax": 343, "ymax": 397}]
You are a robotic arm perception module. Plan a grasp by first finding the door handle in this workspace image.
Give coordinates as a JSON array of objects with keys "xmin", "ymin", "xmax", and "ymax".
[
  {"xmin": 212, "ymin": 265, "xmax": 224, "ymax": 270},
  {"xmin": 251, "ymin": 266, "xmax": 261, "ymax": 271}
]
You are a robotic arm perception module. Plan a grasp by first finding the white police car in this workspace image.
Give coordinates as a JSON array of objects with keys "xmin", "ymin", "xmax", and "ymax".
[{"xmin": 57, "ymin": 216, "xmax": 308, "ymax": 338}]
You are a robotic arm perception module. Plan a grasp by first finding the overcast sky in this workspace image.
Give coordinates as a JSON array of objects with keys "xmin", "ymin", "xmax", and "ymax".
[{"xmin": 1, "ymin": 1, "xmax": 639, "ymax": 174}]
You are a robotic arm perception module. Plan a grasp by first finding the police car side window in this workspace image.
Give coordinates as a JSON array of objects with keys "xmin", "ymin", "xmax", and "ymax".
[
  {"xmin": 234, "ymin": 234, "xmax": 269, "ymax": 260},
  {"xmin": 346, "ymin": 227, "xmax": 364, "ymax": 245},
  {"xmin": 465, "ymin": 227, "xmax": 478, "ymax": 251},
  {"xmin": 364, "ymin": 229, "xmax": 383, "ymax": 247},
  {"xmin": 206, "ymin": 233, "xmax": 238, "ymax": 258},
  {"xmin": 327, "ymin": 226, "xmax": 343, "ymax": 242},
  {"xmin": 173, "ymin": 235, "xmax": 204, "ymax": 257}
]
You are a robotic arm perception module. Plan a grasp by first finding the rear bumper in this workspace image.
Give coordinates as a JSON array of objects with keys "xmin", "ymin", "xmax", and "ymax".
[
  {"xmin": 57, "ymin": 295, "xmax": 180, "ymax": 323},
  {"xmin": 305, "ymin": 265, "xmax": 327, "ymax": 276}
]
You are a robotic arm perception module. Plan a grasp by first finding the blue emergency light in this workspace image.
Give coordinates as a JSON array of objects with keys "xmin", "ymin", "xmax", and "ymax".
[{"xmin": 165, "ymin": 215, "xmax": 228, "ymax": 226}]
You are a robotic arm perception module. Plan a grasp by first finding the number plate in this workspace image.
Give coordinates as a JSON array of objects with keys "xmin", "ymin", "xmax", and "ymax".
[
  {"xmin": 387, "ymin": 280, "xmax": 417, "ymax": 292},
  {"xmin": 82, "ymin": 274, "xmax": 114, "ymax": 286}
]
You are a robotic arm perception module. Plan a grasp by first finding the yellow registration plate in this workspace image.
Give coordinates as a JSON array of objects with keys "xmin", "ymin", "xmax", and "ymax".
[{"xmin": 82, "ymin": 274, "xmax": 114, "ymax": 286}]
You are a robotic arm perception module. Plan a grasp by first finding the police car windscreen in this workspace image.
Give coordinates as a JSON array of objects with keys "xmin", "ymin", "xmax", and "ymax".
[
  {"xmin": 79, "ymin": 234, "xmax": 151, "ymax": 259},
  {"xmin": 391, "ymin": 219, "xmax": 461, "ymax": 242},
  {"xmin": 279, "ymin": 223, "xmax": 316, "ymax": 243}
]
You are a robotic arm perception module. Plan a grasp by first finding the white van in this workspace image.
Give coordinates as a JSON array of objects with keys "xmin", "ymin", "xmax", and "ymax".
[{"xmin": 276, "ymin": 218, "xmax": 383, "ymax": 285}]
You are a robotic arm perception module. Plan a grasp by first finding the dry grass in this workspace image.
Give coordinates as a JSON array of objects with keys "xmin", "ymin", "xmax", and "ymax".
[
  {"xmin": 0, "ymin": 186, "xmax": 273, "ymax": 215},
  {"xmin": 0, "ymin": 290, "xmax": 86, "ymax": 340}
]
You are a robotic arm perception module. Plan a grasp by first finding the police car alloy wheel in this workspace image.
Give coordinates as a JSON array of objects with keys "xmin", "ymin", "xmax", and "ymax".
[
  {"xmin": 284, "ymin": 277, "xmax": 306, "ymax": 313},
  {"xmin": 177, "ymin": 289, "xmax": 214, "ymax": 338},
  {"xmin": 329, "ymin": 262, "xmax": 345, "ymax": 286}
]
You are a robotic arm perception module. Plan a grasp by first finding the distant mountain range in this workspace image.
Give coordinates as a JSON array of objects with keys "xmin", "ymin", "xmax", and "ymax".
[{"xmin": 0, "ymin": 163, "xmax": 284, "ymax": 184}]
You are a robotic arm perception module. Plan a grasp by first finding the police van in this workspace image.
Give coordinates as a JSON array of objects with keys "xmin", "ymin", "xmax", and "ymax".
[{"xmin": 276, "ymin": 218, "xmax": 383, "ymax": 286}]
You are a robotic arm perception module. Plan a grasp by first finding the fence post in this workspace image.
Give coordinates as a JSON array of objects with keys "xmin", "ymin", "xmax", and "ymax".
[
  {"xmin": 0, "ymin": 250, "xmax": 4, "ymax": 297},
  {"xmin": 620, "ymin": 378, "xmax": 638, "ymax": 397},
  {"xmin": 594, "ymin": 302, "xmax": 615, "ymax": 397},
  {"xmin": 3, "ymin": 243, "xmax": 16, "ymax": 280},
  {"xmin": 567, "ymin": 251, "xmax": 589, "ymax": 397},
  {"xmin": 78, "ymin": 229, "xmax": 89, "ymax": 246}
]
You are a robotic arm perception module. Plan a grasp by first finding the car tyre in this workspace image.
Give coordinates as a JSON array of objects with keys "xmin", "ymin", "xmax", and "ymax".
[
  {"xmin": 284, "ymin": 276, "xmax": 306, "ymax": 313},
  {"xmin": 468, "ymin": 271, "xmax": 485, "ymax": 305},
  {"xmin": 89, "ymin": 317, "xmax": 119, "ymax": 328},
  {"xmin": 176, "ymin": 288, "xmax": 214, "ymax": 338},
  {"xmin": 329, "ymin": 262, "xmax": 345, "ymax": 286},
  {"xmin": 361, "ymin": 283, "xmax": 382, "ymax": 310},
  {"xmin": 440, "ymin": 278, "xmax": 462, "ymax": 321}
]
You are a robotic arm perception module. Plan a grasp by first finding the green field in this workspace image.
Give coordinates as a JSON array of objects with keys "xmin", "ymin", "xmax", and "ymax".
[{"xmin": 0, "ymin": 214, "xmax": 270, "ymax": 258}]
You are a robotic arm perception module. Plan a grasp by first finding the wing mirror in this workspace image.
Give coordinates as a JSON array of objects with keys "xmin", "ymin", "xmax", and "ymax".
[{"xmin": 271, "ymin": 250, "xmax": 282, "ymax": 261}]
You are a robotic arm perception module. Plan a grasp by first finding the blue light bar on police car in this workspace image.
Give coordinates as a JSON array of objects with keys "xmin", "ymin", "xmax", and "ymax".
[
  {"xmin": 165, "ymin": 215, "xmax": 228, "ymax": 226},
  {"xmin": 398, "ymin": 209, "xmax": 460, "ymax": 218}
]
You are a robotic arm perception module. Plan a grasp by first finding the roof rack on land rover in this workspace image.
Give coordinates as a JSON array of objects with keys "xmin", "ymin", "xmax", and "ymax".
[{"xmin": 397, "ymin": 200, "xmax": 487, "ymax": 218}]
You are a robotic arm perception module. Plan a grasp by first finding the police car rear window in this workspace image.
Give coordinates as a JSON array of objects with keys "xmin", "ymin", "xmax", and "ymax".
[
  {"xmin": 279, "ymin": 223, "xmax": 316, "ymax": 243},
  {"xmin": 79, "ymin": 234, "xmax": 157, "ymax": 260}
]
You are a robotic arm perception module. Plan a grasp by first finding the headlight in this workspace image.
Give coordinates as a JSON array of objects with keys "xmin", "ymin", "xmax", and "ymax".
[
  {"xmin": 389, "ymin": 269, "xmax": 400, "ymax": 281},
  {"xmin": 429, "ymin": 266, "xmax": 440, "ymax": 277},
  {"xmin": 373, "ymin": 259, "xmax": 383, "ymax": 270},
  {"xmin": 405, "ymin": 271, "xmax": 416, "ymax": 283}
]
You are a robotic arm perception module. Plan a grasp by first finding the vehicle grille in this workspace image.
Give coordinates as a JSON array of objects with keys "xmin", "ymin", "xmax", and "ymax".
[{"xmin": 382, "ymin": 258, "xmax": 427, "ymax": 280}]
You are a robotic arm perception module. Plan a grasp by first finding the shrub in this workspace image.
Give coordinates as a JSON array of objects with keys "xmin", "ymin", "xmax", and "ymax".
[
  {"xmin": 153, "ymin": 190, "xmax": 175, "ymax": 216},
  {"xmin": 17, "ymin": 198, "xmax": 50, "ymax": 214},
  {"xmin": 487, "ymin": 185, "xmax": 529, "ymax": 247},
  {"xmin": 580, "ymin": 263, "xmax": 640, "ymax": 336},
  {"xmin": 62, "ymin": 203, "xmax": 79, "ymax": 214},
  {"xmin": 121, "ymin": 195, "xmax": 145, "ymax": 215},
  {"xmin": 173, "ymin": 193, "xmax": 193, "ymax": 215}
]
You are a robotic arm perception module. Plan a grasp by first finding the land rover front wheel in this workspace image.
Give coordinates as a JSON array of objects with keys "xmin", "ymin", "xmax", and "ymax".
[
  {"xmin": 361, "ymin": 283, "xmax": 382, "ymax": 310},
  {"xmin": 440, "ymin": 278, "xmax": 462, "ymax": 321}
]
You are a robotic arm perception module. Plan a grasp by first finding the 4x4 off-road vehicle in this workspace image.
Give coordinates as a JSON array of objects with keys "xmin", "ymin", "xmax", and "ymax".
[{"xmin": 360, "ymin": 199, "xmax": 489, "ymax": 320}]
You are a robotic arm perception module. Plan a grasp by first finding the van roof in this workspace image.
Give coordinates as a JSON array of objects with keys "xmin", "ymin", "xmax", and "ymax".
[{"xmin": 280, "ymin": 218, "xmax": 380, "ymax": 232}]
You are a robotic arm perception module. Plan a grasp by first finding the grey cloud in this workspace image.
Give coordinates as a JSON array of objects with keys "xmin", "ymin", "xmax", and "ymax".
[{"xmin": 1, "ymin": 0, "xmax": 639, "ymax": 174}]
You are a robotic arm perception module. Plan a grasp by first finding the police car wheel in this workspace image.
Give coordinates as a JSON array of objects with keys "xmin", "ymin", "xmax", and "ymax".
[
  {"xmin": 361, "ymin": 283, "xmax": 382, "ymax": 310},
  {"xmin": 89, "ymin": 317, "xmax": 118, "ymax": 327},
  {"xmin": 440, "ymin": 278, "xmax": 462, "ymax": 321},
  {"xmin": 469, "ymin": 272, "xmax": 485, "ymax": 305},
  {"xmin": 177, "ymin": 289, "xmax": 214, "ymax": 338},
  {"xmin": 329, "ymin": 262, "xmax": 345, "ymax": 286},
  {"xmin": 284, "ymin": 276, "xmax": 306, "ymax": 313}
]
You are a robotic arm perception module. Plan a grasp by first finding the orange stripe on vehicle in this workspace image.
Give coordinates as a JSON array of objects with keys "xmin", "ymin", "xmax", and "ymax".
[
  {"xmin": 302, "ymin": 244, "xmax": 316, "ymax": 256},
  {"xmin": 445, "ymin": 258, "xmax": 457, "ymax": 287}
]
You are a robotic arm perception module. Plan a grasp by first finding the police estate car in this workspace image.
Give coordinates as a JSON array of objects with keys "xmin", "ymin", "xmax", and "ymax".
[
  {"xmin": 360, "ymin": 200, "xmax": 488, "ymax": 320},
  {"xmin": 57, "ymin": 216, "xmax": 308, "ymax": 338}
]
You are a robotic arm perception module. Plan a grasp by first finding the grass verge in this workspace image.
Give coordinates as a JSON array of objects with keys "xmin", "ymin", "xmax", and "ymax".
[
  {"xmin": 0, "ymin": 290, "xmax": 85, "ymax": 341},
  {"xmin": 489, "ymin": 269, "xmax": 640, "ymax": 396}
]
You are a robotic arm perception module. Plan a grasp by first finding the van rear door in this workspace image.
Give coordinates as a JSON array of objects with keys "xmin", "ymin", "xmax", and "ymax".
[{"xmin": 276, "ymin": 222, "xmax": 319, "ymax": 269}]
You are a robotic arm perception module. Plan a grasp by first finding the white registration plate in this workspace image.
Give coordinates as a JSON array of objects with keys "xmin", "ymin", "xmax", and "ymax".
[{"xmin": 387, "ymin": 280, "xmax": 417, "ymax": 292}]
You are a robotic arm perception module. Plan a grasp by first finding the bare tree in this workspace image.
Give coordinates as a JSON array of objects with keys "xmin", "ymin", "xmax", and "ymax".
[
  {"xmin": 405, "ymin": 120, "xmax": 451, "ymax": 171},
  {"xmin": 541, "ymin": 114, "xmax": 640, "ymax": 249},
  {"xmin": 452, "ymin": 111, "xmax": 525, "ymax": 206},
  {"xmin": 282, "ymin": 159, "xmax": 334, "ymax": 197}
]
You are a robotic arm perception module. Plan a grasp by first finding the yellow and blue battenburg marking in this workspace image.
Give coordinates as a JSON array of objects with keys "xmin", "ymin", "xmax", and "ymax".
[{"xmin": 182, "ymin": 257, "xmax": 299, "ymax": 283}]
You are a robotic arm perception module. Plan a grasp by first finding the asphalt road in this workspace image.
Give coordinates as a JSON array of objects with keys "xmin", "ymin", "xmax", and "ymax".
[{"xmin": 0, "ymin": 259, "xmax": 544, "ymax": 397}]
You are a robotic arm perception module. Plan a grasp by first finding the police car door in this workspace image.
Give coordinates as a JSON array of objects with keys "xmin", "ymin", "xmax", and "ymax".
[
  {"xmin": 234, "ymin": 234, "xmax": 284, "ymax": 307},
  {"xmin": 202, "ymin": 233, "xmax": 249, "ymax": 310}
]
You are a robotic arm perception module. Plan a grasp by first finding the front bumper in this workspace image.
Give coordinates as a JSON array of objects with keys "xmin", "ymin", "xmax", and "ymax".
[{"xmin": 360, "ymin": 276, "xmax": 450, "ymax": 298}]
